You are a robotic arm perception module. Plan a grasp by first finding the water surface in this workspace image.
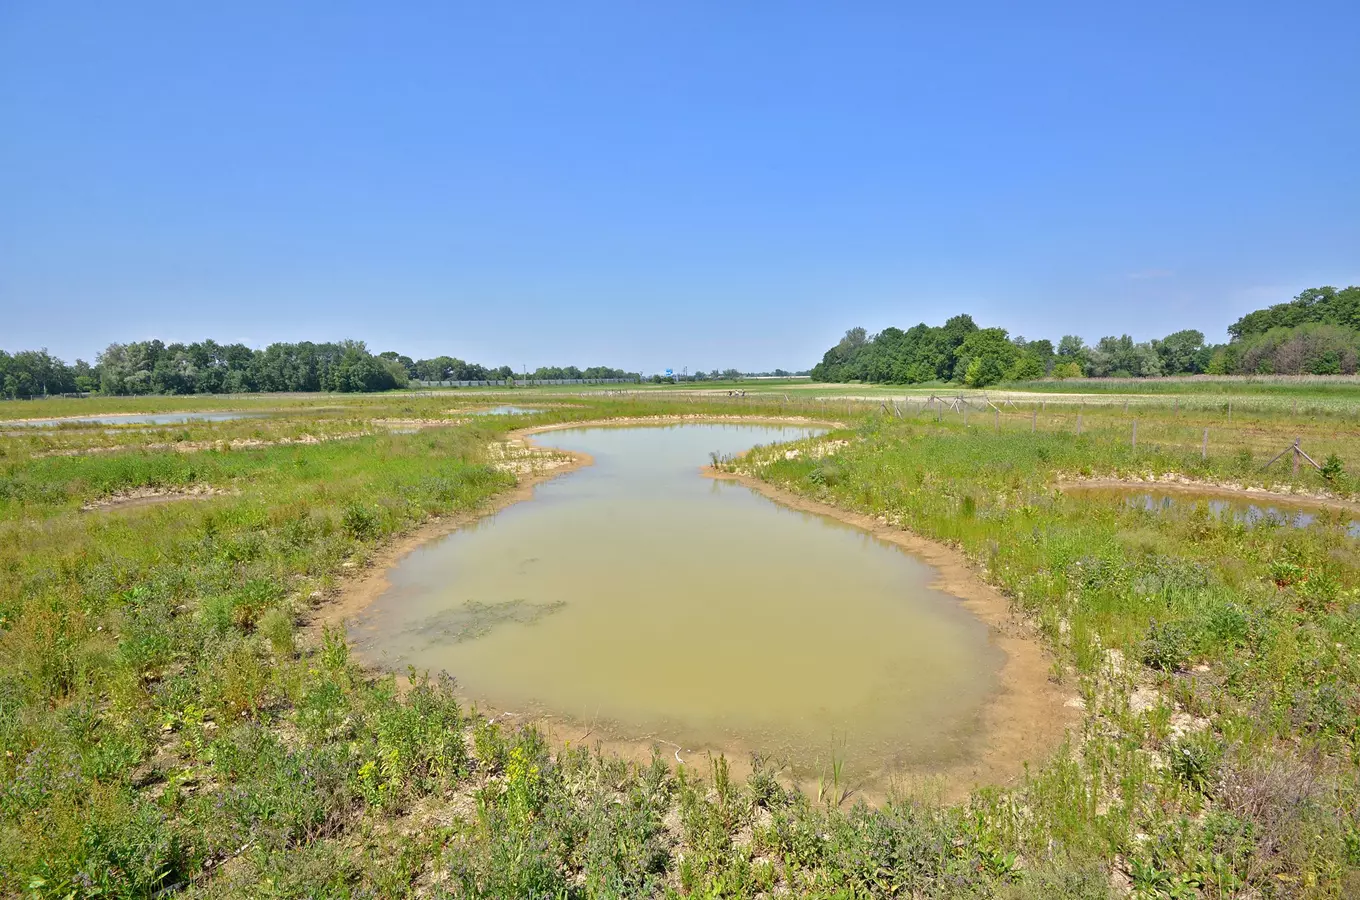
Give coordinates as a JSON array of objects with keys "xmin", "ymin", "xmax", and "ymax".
[
  {"xmin": 353, "ymin": 425, "xmax": 1004, "ymax": 783},
  {"xmin": 1067, "ymin": 485, "xmax": 1360, "ymax": 537},
  {"xmin": 3, "ymin": 411, "xmax": 268, "ymax": 428},
  {"xmin": 468, "ymin": 405, "xmax": 541, "ymax": 415}
]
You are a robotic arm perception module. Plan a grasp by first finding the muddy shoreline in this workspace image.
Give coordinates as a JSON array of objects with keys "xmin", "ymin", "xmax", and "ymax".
[
  {"xmin": 703, "ymin": 466, "xmax": 1077, "ymax": 801},
  {"xmin": 318, "ymin": 415, "xmax": 1074, "ymax": 803}
]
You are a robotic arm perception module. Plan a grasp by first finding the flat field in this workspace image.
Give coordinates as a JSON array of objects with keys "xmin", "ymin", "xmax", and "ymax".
[{"xmin": 1, "ymin": 388, "xmax": 1358, "ymax": 898}]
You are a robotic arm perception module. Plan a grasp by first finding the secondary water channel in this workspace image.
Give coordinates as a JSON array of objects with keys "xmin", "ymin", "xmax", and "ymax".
[
  {"xmin": 351, "ymin": 424, "xmax": 1005, "ymax": 787},
  {"xmin": 468, "ymin": 405, "xmax": 541, "ymax": 415},
  {"xmin": 1065, "ymin": 485, "xmax": 1360, "ymax": 538},
  {"xmin": 2, "ymin": 411, "xmax": 269, "ymax": 428}
]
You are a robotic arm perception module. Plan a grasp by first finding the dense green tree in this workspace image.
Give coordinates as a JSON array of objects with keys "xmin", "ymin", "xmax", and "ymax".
[
  {"xmin": 1234, "ymin": 323, "xmax": 1360, "ymax": 375},
  {"xmin": 809, "ymin": 317, "xmax": 977, "ymax": 384},
  {"xmin": 839, "ymin": 327, "xmax": 869, "ymax": 351},
  {"xmin": 1056, "ymin": 335, "xmax": 1089, "ymax": 367},
  {"xmin": 1087, "ymin": 335, "xmax": 1162, "ymax": 377},
  {"xmin": 379, "ymin": 352, "xmax": 417, "ymax": 378},
  {"xmin": 954, "ymin": 328, "xmax": 1018, "ymax": 387},
  {"xmin": 1006, "ymin": 353, "xmax": 1045, "ymax": 381},
  {"xmin": 2, "ymin": 339, "xmax": 638, "ymax": 397},
  {"xmin": 1025, "ymin": 338, "xmax": 1056, "ymax": 373},
  {"xmin": 1152, "ymin": 329, "xmax": 1208, "ymax": 375},
  {"xmin": 1229, "ymin": 285, "xmax": 1360, "ymax": 339}
]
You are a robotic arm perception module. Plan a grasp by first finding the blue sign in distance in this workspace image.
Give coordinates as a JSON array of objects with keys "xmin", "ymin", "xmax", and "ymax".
[{"xmin": 664, "ymin": 369, "xmax": 673, "ymax": 377}]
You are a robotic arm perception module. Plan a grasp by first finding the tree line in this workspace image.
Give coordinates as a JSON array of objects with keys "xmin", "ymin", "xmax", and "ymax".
[
  {"xmin": 810, "ymin": 285, "xmax": 1360, "ymax": 386},
  {"xmin": 0, "ymin": 339, "xmax": 641, "ymax": 399}
]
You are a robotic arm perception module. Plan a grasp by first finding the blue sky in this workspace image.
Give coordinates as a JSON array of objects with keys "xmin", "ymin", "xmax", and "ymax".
[{"xmin": 2, "ymin": 2, "xmax": 1357, "ymax": 373}]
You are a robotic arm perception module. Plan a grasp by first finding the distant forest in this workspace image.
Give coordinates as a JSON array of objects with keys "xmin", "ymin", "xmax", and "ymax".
[
  {"xmin": 811, "ymin": 285, "xmax": 1360, "ymax": 386},
  {"xmin": 6, "ymin": 285, "xmax": 1359, "ymax": 398},
  {"xmin": 0, "ymin": 339, "xmax": 639, "ymax": 398}
]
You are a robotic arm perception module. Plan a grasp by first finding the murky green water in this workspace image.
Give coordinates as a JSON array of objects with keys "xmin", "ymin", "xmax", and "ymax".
[{"xmin": 352, "ymin": 424, "xmax": 1004, "ymax": 781}]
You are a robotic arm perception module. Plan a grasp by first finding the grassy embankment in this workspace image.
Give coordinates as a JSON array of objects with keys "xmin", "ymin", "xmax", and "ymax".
[
  {"xmin": 1, "ymin": 391, "xmax": 1357, "ymax": 897},
  {"xmin": 727, "ymin": 406, "xmax": 1360, "ymax": 898}
]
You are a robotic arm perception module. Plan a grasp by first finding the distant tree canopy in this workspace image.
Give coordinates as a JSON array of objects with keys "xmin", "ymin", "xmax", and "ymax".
[
  {"xmin": 809, "ymin": 315, "xmax": 1209, "ymax": 386},
  {"xmin": 0, "ymin": 338, "xmax": 641, "ymax": 398},
  {"xmin": 94, "ymin": 340, "xmax": 409, "ymax": 395},
  {"xmin": 810, "ymin": 286, "xmax": 1360, "ymax": 384},
  {"xmin": 0, "ymin": 349, "xmax": 95, "ymax": 399},
  {"xmin": 1211, "ymin": 286, "xmax": 1360, "ymax": 376},
  {"xmin": 1228, "ymin": 286, "xmax": 1360, "ymax": 339}
]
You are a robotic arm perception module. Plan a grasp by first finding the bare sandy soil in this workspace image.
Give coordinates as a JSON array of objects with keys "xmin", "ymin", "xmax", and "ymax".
[
  {"xmin": 35, "ymin": 431, "xmax": 373, "ymax": 458},
  {"xmin": 81, "ymin": 485, "xmax": 234, "ymax": 512}
]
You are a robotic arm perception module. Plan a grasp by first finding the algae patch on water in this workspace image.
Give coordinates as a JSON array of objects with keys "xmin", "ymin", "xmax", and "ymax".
[{"xmin": 399, "ymin": 598, "xmax": 568, "ymax": 645}]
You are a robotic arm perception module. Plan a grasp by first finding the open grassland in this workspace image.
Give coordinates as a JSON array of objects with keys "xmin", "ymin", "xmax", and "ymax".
[
  {"xmin": 1003, "ymin": 375, "xmax": 1360, "ymax": 400},
  {"xmin": 1, "ymin": 391, "xmax": 1358, "ymax": 898},
  {"xmin": 426, "ymin": 375, "xmax": 1360, "ymax": 415}
]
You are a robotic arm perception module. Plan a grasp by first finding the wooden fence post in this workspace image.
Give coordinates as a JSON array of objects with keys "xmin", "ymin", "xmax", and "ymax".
[
  {"xmin": 1077, "ymin": 412, "xmax": 1083, "ymax": 435},
  {"xmin": 994, "ymin": 409, "xmax": 999, "ymax": 431},
  {"xmin": 1202, "ymin": 428, "xmax": 1208, "ymax": 459},
  {"xmin": 1031, "ymin": 408, "xmax": 1037, "ymax": 433},
  {"xmin": 1293, "ymin": 438, "xmax": 1300, "ymax": 477}
]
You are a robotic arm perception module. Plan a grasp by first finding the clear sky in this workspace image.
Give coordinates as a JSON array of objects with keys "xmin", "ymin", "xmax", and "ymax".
[{"xmin": 2, "ymin": 2, "xmax": 1357, "ymax": 373}]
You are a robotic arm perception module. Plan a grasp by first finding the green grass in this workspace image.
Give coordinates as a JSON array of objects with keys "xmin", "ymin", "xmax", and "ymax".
[
  {"xmin": 734, "ymin": 411, "xmax": 1360, "ymax": 896},
  {"xmin": 1, "ymin": 392, "xmax": 1358, "ymax": 897},
  {"xmin": 1004, "ymin": 374, "xmax": 1360, "ymax": 399}
]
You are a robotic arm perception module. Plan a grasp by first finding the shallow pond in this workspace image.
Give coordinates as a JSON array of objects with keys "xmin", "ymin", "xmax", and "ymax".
[
  {"xmin": 468, "ymin": 405, "xmax": 541, "ymax": 416},
  {"xmin": 1066, "ymin": 485, "xmax": 1360, "ymax": 537},
  {"xmin": 352, "ymin": 424, "xmax": 1004, "ymax": 785},
  {"xmin": 2, "ymin": 411, "xmax": 269, "ymax": 428}
]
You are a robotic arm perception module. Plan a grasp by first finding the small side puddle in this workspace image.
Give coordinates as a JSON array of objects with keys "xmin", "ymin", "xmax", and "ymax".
[
  {"xmin": 468, "ymin": 405, "xmax": 541, "ymax": 416},
  {"xmin": 1064, "ymin": 485, "xmax": 1360, "ymax": 537},
  {"xmin": 3, "ymin": 411, "xmax": 270, "ymax": 428}
]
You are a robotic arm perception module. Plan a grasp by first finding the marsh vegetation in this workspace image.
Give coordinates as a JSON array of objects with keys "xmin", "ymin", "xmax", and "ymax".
[{"xmin": 1, "ymin": 387, "xmax": 1358, "ymax": 897}]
